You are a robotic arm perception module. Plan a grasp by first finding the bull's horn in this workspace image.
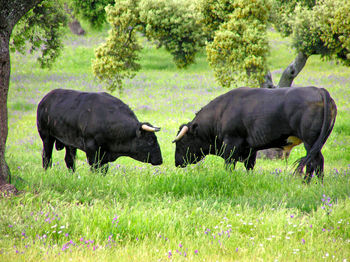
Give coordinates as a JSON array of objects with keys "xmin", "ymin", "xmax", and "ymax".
[
  {"xmin": 172, "ymin": 126, "xmax": 189, "ymax": 143},
  {"xmin": 141, "ymin": 124, "xmax": 160, "ymax": 132}
]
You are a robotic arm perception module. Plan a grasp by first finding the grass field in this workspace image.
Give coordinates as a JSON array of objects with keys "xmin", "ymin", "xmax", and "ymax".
[{"xmin": 1, "ymin": 27, "xmax": 350, "ymax": 261}]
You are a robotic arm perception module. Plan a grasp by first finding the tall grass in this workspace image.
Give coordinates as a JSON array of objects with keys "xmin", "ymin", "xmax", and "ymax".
[{"xmin": 1, "ymin": 29, "xmax": 349, "ymax": 261}]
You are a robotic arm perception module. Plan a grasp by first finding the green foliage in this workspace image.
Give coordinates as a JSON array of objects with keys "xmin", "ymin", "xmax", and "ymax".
[
  {"xmin": 290, "ymin": 5, "xmax": 327, "ymax": 56},
  {"xmin": 92, "ymin": 0, "xmax": 350, "ymax": 90},
  {"xmin": 10, "ymin": 0, "xmax": 67, "ymax": 69},
  {"xmin": 271, "ymin": 0, "xmax": 350, "ymax": 67},
  {"xmin": 206, "ymin": 0, "xmax": 270, "ymax": 87},
  {"xmin": 312, "ymin": 0, "xmax": 350, "ymax": 66},
  {"xmin": 92, "ymin": 0, "xmax": 142, "ymax": 92},
  {"xmin": 196, "ymin": 0, "xmax": 236, "ymax": 41},
  {"xmin": 93, "ymin": 0, "xmax": 205, "ymax": 90},
  {"xmin": 139, "ymin": 0, "xmax": 205, "ymax": 69},
  {"xmin": 68, "ymin": 0, "xmax": 115, "ymax": 29},
  {"xmin": 271, "ymin": 0, "xmax": 315, "ymax": 37},
  {"xmin": 291, "ymin": 0, "xmax": 350, "ymax": 65}
]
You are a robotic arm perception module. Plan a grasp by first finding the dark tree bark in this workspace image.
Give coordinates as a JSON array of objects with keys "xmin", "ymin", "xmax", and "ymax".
[
  {"xmin": 69, "ymin": 19, "xmax": 85, "ymax": 36},
  {"xmin": 260, "ymin": 71, "xmax": 276, "ymax": 89},
  {"xmin": 64, "ymin": 3, "xmax": 85, "ymax": 36},
  {"xmin": 0, "ymin": 30, "xmax": 10, "ymax": 186},
  {"xmin": 0, "ymin": 0, "xmax": 43, "ymax": 191},
  {"xmin": 278, "ymin": 52, "xmax": 309, "ymax": 87}
]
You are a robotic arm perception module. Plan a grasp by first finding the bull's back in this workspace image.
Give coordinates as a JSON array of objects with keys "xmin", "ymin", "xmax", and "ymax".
[
  {"xmin": 37, "ymin": 89, "xmax": 138, "ymax": 149},
  {"xmin": 199, "ymin": 86, "xmax": 327, "ymax": 144},
  {"xmin": 37, "ymin": 89, "xmax": 85, "ymax": 129}
]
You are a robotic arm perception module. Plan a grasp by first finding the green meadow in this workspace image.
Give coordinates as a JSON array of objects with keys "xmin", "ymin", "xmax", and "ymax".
[{"xmin": 1, "ymin": 28, "xmax": 350, "ymax": 261}]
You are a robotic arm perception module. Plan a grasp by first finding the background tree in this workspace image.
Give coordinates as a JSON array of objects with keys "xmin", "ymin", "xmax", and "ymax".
[
  {"xmin": 92, "ymin": 0, "xmax": 206, "ymax": 92},
  {"xmin": 139, "ymin": 0, "xmax": 205, "ymax": 69},
  {"xmin": 10, "ymin": 1, "xmax": 67, "ymax": 68},
  {"xmin": 273, "ymin": 0, "xmax": 350, "ymax": 87},
  {"xmin": 0, "ymin": 0, "xmax": 67, "ymax": 192},
  {"xmin": 0, "ymin": 0, "xmax": 41, "ymax": 191},
  {"xmin": 205, "ymin": 0, "xmax": 270, "ymax": 88},
  {"xmin": 92, "ymin": 0, "xmax": 142, "ymax": 92},
  {"xmin": 93, "ymin": 0, "xmax": 350, "ymax": 90},
  {"xmin": 68, "ymin": 0, "xmax": 115, "ymax": 30}
]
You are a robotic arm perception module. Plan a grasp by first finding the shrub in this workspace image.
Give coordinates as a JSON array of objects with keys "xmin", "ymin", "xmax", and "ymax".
[{"xmin": 206, "ymin": 0, "xmax": 270, "ymax": 87}]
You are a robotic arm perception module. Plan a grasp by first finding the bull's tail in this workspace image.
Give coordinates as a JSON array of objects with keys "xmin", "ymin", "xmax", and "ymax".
[{"xmin": 295, "ymin": 88, "xmax": 337, "ymax": 177}]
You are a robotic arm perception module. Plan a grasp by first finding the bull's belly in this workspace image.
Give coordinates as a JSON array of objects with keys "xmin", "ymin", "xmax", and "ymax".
[
  {"xmin": 52, "ymin": 131, "xmax": 86, "ymax": 151},
  {"xmin": 250, "ymin": 135, "xmax": 303, "ymax": 155}
]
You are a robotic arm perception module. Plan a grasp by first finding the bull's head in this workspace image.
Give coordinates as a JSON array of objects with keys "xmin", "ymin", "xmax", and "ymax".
[
  {"xmin": 173, "ymin": 122, "xmax": 208, "ymax": 167},
  {"xmin": 132, "ymin": 123, "xmax": 163, "ymax": 165}
]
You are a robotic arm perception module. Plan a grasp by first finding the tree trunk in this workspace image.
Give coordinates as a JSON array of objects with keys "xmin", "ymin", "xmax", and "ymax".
[
  {"xmin": 64, "ymin": 3, "xmax": 85, "ymax": 35},
  {"xmin": 69, "ymin": 19, "xmax": 86, "ymax": 36},
  {"xmin": 0, "ymin": 31, "xmax": 10, "ymax": 185},
  {"xmin": 278, "ymin": 52, "xmax": 309, "ymax": 87},
  {"xmin": 0, "ymin": 0, "xmax": 43, "ymax": 192},
  {"xmin": 260, "ymin": 71, "xmax": 275, "ymax": 88}
]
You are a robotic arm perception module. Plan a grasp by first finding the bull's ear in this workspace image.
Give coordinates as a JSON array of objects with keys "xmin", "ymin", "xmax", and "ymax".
[{"xmin": 190, "ymin": 123, "xmax": 198, "ymax": 136}]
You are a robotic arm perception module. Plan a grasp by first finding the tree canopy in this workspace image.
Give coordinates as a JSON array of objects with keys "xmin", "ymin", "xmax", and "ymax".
[
  {"xmin": 10, "ymin": 1, "xmax": 67, "ymax": 68},
  {"xmin": 92, "ymin": 0, "xmax": 206, "ymax": 92},
  {"xmin": 92, "ymin": 0, "xmax": 350, "ymax": 91},
  {"xmin": 67, "ymin": 0, "xmax": 115, "ymax": 29},
  {"xmin": 205, "ymin": 0, "xmax": 270, "ymax": 87},
  {"xmin": 273, "ymin": 0, "xmax": 350, "ymax": 86}
]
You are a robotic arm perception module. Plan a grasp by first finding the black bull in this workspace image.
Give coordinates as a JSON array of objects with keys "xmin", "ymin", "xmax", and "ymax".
[
  {"xmin": 173, "ymin": 86, "xmax": 337, "ymax": 182},
  {"xmin": 37, "ymin": 89, "xmax": 162, "ymax": 172}
]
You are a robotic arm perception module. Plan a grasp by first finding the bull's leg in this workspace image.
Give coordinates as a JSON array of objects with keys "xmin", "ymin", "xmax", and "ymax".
[
  {"xmin": 99, "ymin": 163, "xmax": 109, "ymax": 174},
  {"xmin": 244, "ymin": 151, "xmax": 257, "ymax": 171},
  {"xmin": 223, "ymin": 146, "xmax": 238, "ymax": 171},
  {"xmin": 303, "ymin": 163, "xmax": 314, "ymax": 184},
  {"xmin": 224, "ymin": 158, "xmax": 237, "ymax": 171},
  {"xmin": 86, "ymin": 149, "xmax": 109, "ymax": 175},
  {"xmin": 303, "ymin": 153, "xmax": 322, "ymax": 184},
  {"xmin": 294, "ymin": 156, "xmax": 306, "ymax": 177},
  {"xmin": 64, "ymin": 146, "xmax": 77, "ymax": 172},
  {"xmin": 314, "ymin": 152, "xmax": 324, "ymax": 183},
  {"xmin": 86, "ymin": 151, "xmax": 99, "ymax": 170},
  {"xmin": 221, "ymin": 137, "xmax": 243, "ymax": 171},
  {"xmin": 39, "ymin": 131, "xmax": 55, "ymax": 170}
]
